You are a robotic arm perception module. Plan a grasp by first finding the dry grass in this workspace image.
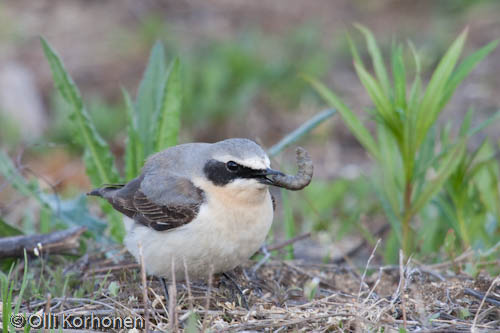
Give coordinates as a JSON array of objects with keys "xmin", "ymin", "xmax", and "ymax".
[{"xmin": 9, "ymin": 245, "xmax": 500, "ymax": 332}]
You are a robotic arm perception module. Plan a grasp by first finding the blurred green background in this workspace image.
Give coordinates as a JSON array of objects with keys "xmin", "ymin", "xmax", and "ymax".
[{"xmin": 1, "ymin": 0, "xmax": 500, "ymax": 265}]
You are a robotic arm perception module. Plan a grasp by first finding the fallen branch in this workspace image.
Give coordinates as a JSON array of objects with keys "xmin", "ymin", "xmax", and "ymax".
[
  {"xmin": 465, "ymin": 288, "xmax": 500, "ymax": 307},
  {"xmin": 0, "ymin": 226, "xmax": 86, "ymax": 259},
  {"xmin": 266, "ymin": 232, "xmax": 311, "ymax": 252}
]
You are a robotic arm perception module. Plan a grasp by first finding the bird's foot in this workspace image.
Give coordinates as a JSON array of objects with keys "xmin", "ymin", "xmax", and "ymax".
[
  {"xmin": 159, "ymin": 277, "xmax": 169, "ymax": 305},
  {"xmin": 222, "ymin": 272, "xmax": 249, "ymax": 310}
]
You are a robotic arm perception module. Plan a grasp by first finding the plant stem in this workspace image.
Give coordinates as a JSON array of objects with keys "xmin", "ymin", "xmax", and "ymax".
[
  {"xmin": 456, "ymin": 208, "xmax": 470, "ymax": 249},
  {"xmin": 402, "ymin": 181, "xmax": 413, "ymax": 258}
]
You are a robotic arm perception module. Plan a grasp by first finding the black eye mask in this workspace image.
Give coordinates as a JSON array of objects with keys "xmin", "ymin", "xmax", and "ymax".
[
  {"xmin": 203, "ymin": 159, "xmax": 285, "ymax": 187},
  {"xmin": 203, "ymin": 160, "xmax": 262, "ymax": 186}
]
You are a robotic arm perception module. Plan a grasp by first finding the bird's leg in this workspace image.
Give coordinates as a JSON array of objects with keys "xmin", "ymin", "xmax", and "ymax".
[
  {"xmin": 159, "ymin": 277, "xmax": 169, "ymax": 304},
  {"xmin": 222, "ymin": 272, "xmax": 249, "ymax": 310}
]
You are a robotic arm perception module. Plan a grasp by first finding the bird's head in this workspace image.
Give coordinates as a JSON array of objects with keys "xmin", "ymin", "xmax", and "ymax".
[{"xmin": 203, "ymin": 138, "xmax": 286, "ymax": 194}]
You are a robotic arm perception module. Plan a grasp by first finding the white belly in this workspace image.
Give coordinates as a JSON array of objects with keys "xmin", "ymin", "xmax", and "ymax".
[{"xmin": 124, "ymin": 189, "xmax": 274, "ymax": 281}]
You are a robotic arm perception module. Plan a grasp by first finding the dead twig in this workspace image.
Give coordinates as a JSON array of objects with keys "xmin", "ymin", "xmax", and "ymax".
[
  {"xmin": 358, "ymin": 238, "xmax": 381, "ymax": 301},
  {"xmin": 471, "ymin": 275, "xmax": 500, "ymax": 332},
  {"xmin": 168, "ymin": 259, "xmax": 178, "ymax": 332},
  {"xmin": 266, "ymin": 232, "xmax": 311, "ymax": 252},
  {"xmin": 83, "ymin": 263, "xmax": 139, "ymax": 276},
  {"xmin": 183, "ymin": 258, "xmax": 194, "ymax": 311},
  {"xmin": 138, "ymin": 243, "xmax": 149, "ymax": 333},
  {"xmin": 0, "ymin": 226, "xmax": 86, "ymax": 258},
  {"xmin": 201, "ymin": 266, "xmax": 214, "ymax": 332},
  {"xmin": 398, "ymin": 250, "xmax": 407, "ymax": 330}
]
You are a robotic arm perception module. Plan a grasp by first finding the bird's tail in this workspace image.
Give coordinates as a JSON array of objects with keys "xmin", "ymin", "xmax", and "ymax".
[{"xmin": 87, "ymin": 184, "xmax": 124, "ymax": 198}]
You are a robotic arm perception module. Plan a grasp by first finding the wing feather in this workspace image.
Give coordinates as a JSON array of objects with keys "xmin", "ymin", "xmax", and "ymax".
[{"xmin": 89, "ymin": 175, "xmax": 205, "ymax": 231}]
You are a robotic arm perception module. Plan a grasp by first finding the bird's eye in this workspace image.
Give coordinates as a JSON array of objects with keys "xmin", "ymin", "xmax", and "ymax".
[{"xmin": 226, "ymin": 161, "xmax": 239, "ymax": 172}]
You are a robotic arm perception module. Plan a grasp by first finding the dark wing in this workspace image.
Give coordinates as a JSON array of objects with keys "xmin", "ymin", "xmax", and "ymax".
[{"xmin": 88, "ymin": 175, "xmax": 205, "ymax": 231}]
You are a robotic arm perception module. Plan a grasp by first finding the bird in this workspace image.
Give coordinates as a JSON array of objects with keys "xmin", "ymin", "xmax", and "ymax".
[{"xmin": 88, "ymin": 138, "xmax": 303, "ymax": 283}]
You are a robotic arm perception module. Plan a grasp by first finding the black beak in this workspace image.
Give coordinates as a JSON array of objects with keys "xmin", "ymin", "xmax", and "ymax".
[{"xmin": 252, "ymin": 168, "xmax": 286, "ymax": 186}]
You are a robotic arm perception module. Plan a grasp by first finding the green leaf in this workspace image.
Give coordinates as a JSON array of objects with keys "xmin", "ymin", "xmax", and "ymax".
[
  {"xmin": 408, "ymin": 41, "xmax": 422, "ymax": 76},
  {"xmin": 122, "ymin": 88, "xmax": 144, "ymax": 180},
  {"xmin": 391, "ymin": 45, "xmax": 407, "ymax": 110},
  {"xmin": 355, "ymin": 23, "xmax": 392, "ymax": 96},
  {"xmin": 41, "ymin": 38, "xmax": 119, "ymax": 186},
  {"xmin": 372, "ymin": 176, "xmax": 402, "ymax": 243},
  {"xmin": 459, "ymin": 108, "xmax": 474, "ymax": 137},
  {"xmin": 135, "ymin": 41, "xmax": 167, "ymax": 156},
  {"xmin": 268, "ymin": 108, "xmax": 336, "ymax": 157},
  {"xmin": 41, "ymin": 194, "xmax": 107, "ymax": 235},
  {"xmin": 346, "ymin": 32, "xmax": 363, "ymax": 67},
  {"xmin": 185, "ymin": 311, "xmax": 200, "ymax": 333},
  {"xmin": 383, "ymin": 230, "xmax": 400, "ymax": 264},
  {"xmin": 353, "ymin": 61, "xmax": 398, "ymax": 136},
  {"xmin": 441, "ymin": 39, "xmax": 499, "ymax": 109},
  {"xmin": 411, "ymin": 140, "xmax": 466, "ymax": 215},
  {"xmin": 408, "ymin": 74, "xmax": 421, "ymax": 114},
  {"xmin": 415, "ymin": 29, "xmax": 468, "ymax": 147},
  {"xmin": 377, "ymin": 123, "xmax": 403, "ymax": 217},
  {"xmin": 413, "ymin": 126, "xmax": 437, "ymax": 188},
  {"xmin": 405, "ymin": 44, "xmax": 422, "ymax": 173},
  {"xmin": 155, "ymin": 58, "xmax": 182, "ymax": 152},
  {"xmin": 0, "ymin": 218, "xmax": 23, "ymax": 237},
  {"xmin": 108, "ymin": 281, "xmax": 120, "ymax": 297},
  {"xmin": 467, "ymin": 110, "xmax": 500, "ymax": 137},
  {"xmin": 305, "ymin": 75, "xmax": 381, "ymax": 161}
]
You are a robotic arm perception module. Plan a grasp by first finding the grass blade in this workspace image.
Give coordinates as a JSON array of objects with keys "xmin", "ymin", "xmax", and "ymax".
[
  {"xmin": 268, "ymin": 108, "xmax": 336, "ymax": 157},
  {"xmin": 305, "ymin": 75, "xmax": 380, "ymax": 161},
  {"xmin": 155, "ymin": 58, "xmax": 182, "ymax": 152},
  {"xmin": 13, "ymin": 251, "xmax": 29, "ymax": 316},
  {"xmin": 41, "ymin": 38, "xmax": 119, "ymax": 186}
]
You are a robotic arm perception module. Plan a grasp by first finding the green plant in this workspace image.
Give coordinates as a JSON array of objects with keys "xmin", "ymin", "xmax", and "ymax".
[
  {"xmin": 307, "ymin": 25, "xmax": 499, "ymax": 260},
  {"xmin": 1, "ymin": 252, "xmax": 29, "ymax": 333},
  {"xmin": 435, "ymin": 122, "xmax": 500, "ymax": 251},
  {"xmin": 41, "ymin": 39, "xmax": 182, "ymax": 242}
]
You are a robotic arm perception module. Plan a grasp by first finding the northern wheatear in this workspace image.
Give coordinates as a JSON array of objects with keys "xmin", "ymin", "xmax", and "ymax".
[{"xmin": 88, "ymin": 138, "xmax": 312, "ymax": 281}]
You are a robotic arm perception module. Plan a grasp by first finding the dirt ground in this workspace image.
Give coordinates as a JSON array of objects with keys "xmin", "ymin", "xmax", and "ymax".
[{"xmin": 12, "ymin": 246, "xmax": 500, "ymax": 332}]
